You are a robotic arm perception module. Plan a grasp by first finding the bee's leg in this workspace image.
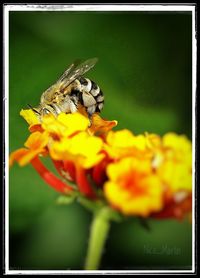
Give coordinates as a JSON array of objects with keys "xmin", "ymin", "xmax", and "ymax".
[
  {"xmin": 88, "ymin": 115, "xmax": 93, "ymax": 126},
  {"xmin": 69, "ymin": 100, "xmax": 78, "ymax": 113},
  {"xmin": 87, "ymin": 105, "xmax": 96, "ymax": 126},
  {"xmin": 87, "ymin": 105, "xmax": 96, "ymax": 116},
  {"xmin": 87, "ymin": 115, "xmax": 92, "ymax": 127}
]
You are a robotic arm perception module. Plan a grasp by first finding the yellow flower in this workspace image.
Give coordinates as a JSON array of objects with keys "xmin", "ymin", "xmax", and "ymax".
[
  {"xmin": 49, "ymin": 131, "xmax": 105, "ymax": 169},
  {"xmin": 157, "ymin": 133, "xmax": 192, "ymax": 194},
  {"xmin": 12, "ymin": 110, "xmax": 111, "ymax": 171},
  {"xmin": 10, "ymin": 109, "xmax": 107, "ymax": 197},
  {"xmin": 162, "ymin": 132, "xmax": 192, "ymax": 168},
  {"xmin": 144, "ymin": 132, "xmax": 162, "ymax": 149},
  {"xmin": 20, "ymin": 108, "xmax": 117, "ymax": 136},
  {"xmin": 104, "ymin": 129, "xmax": 153, "ymax": 160},
  {"xmin": 41, "ymin": 112, "xmax": 90, "ymax": 138},
  {"xmin": 11, "ymin": 108, "xmax": 192, "ymax": 215},
  {"xmin": 104, "ymin": 157, "xmax": 163, "ymax": 217}
]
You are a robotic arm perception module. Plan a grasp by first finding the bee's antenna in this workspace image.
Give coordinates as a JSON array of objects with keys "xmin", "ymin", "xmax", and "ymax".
[
  {"xmin": 27, "ymin": 103, "xmax": 33, "ymax": 109},
  {"xmin": 27, "ymin": 104, "xmax": 40, "ymax": 115}
]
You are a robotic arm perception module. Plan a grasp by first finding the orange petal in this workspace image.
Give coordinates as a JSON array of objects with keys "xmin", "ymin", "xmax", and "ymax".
[
  {"xmin": 9, "ymin": 148, "xmax": 46, "ymax": 167},
  {"xmin": 29, "ymin": 124, "xmax": 44, "ymax": 133},
  {"xmin": 9, "ymin": 148, "xmax": 29, "ymax": 167},
  {"xmin": 24, "ymin": 131, "xmax": 48, "ymax": 150},
  {"xmin": 89, "ymin": 113, "xmax": 118, "ymax": 135}
]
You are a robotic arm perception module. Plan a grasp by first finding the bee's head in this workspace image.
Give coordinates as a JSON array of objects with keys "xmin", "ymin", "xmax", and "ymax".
[
  {"xmin": 40, "ymin": 105, "xmax": 57, "ymax": 117},
  {"xmin": 41, "ymin": 107, "xmax": 51, "ymax": 116},
  {"xmin": 27, "ymin": 104, "xmax": 58, "ymax": 118}
]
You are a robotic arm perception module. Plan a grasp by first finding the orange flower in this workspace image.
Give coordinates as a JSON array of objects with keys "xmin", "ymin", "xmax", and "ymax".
[
  {"xmin": 104, "ymin": 157, "xmax": 164, "ymax": 217},
  {"xmin": 10, "ymin": 108, "xmax": 192, "ymax": 217},
  {"xmin": 10, "ymin": 109, "xmax": 116, "ymax": 198},
  {"xmin": 17, "ymin": 110, "xmax": 110, "ymax": 170},
  {"xmin": 9, "ymin": 129, "xmax": 74, "ymax": 193}
]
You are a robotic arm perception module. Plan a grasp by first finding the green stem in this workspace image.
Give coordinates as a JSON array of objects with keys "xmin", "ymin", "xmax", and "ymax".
[{"xmin": 85, "ymin": 207, "xmax": 111, "ymax": 270}]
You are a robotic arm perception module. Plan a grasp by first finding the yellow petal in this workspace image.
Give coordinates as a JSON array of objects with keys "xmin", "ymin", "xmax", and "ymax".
[
  {"xmin": 57, "ymin": 112, "xmax": 90, "ymax": 132},
  {"xmin": 158, "ymin": 160, "xmax": 192, "ymax": 193},
  {"xmin": 104, "ymin": 129, "xmax": 152, "ymax": 160},
  {"xmin": 163, "ymin": 133, "xmax": 192, "ymax": 151},
  {"xmin": 106, "ymin": 129, "xmax": 135, "ymax": 148},
  {"xmin": 106, "ymin": 129, "xmax": 147, "ymax": 150},
  {"xmin": 49, "ymin": 131, "xmax": 104, "ymax": 169},
  {"xmin": 145, "ymin": 133, "xmax": 162, "ymax": 149},
  {"xmin": 156, "ymin": 132, "xmax": 192, "ymax": 194},
  {"xmin": 20, "ymin": 109, "xmax": 40, "ymax": 125},
  {"xmin": 41, "ymin": 112, "xmax": 90, "ymax": 138}
]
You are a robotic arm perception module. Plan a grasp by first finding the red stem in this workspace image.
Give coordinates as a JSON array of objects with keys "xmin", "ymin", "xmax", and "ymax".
[
  {"xmin": 31, "ymin": 156, "xmax": 73, "ymax": 194},
  {"xmin": 63, "ymin": 160, "xmax": 76, "ymax": 181},
  {"xmin": 75, "ymin": 164, "xmax": 97, "ymax": 199},
  {"xmin": 52, "ymin": 160, "xmax": 65, "ymax": 177}
]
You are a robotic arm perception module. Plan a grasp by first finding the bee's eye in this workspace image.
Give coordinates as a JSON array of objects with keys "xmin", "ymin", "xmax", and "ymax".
[{"xmin": 43, "ymin": 108, "xmax": 50, "ymax": 115}]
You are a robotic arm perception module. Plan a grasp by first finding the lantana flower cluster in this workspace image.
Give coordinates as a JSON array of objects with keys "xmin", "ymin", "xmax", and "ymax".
[{"xmin": 10, "ymin": 109, "xmax": 192, "ymax": 220}]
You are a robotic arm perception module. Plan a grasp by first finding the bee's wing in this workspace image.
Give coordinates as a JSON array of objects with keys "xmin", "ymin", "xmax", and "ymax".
[
  {"xmin": 41, "ymin": 58, "xmax": 98, "ymax": 102},
  {"xmin": 58, "ymin": 59, "xmax": 81, "ymax": 82},
  {"xmin": 41, "ymin": 59, "xmax": 81, "ymax": 102},
  {"xmin": 57, "ymin": 57, "xmax": 98, "ymax": 88}
]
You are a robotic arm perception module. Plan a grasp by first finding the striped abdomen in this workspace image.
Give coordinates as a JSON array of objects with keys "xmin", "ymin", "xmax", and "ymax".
[{"xmin": 70, "ymin": 76, "xmax": 104, "ymax": 116}]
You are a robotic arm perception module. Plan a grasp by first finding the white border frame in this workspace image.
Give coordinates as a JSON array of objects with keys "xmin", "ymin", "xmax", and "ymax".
[{"xmin": 4, "ymin": 4, "xmax": 196, "ymax": 275}]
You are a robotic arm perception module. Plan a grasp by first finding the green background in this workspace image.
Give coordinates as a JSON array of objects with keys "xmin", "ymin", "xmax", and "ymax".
[{"xmin": 9, "ymin": 11, "xmax": 192, "ymax": 270}]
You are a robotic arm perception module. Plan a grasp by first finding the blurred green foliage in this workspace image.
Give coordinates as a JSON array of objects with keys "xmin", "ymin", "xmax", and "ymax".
[{"xmin": 9, "ymin": 11, "xmax": 192, "ymax": 270}]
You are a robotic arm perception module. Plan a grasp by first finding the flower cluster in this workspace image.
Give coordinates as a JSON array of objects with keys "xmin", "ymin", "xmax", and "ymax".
[{"xmin": 10, "ymin": 108, "xmax": 192, "ymax": 220}]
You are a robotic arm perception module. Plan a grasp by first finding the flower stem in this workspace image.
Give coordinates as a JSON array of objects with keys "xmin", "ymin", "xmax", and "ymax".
[
  {"xmin": 31, "ymin": 156, "xmax": 73, "ymax": 193},
  {"xmin": 85, "ymin": 207, "xmax": 111, "ymax": 270}
]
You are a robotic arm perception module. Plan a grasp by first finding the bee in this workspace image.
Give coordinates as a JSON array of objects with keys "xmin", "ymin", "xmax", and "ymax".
[{"xmin": 31, "ymin": 58, "xmax": 104, "ymax": 119}]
